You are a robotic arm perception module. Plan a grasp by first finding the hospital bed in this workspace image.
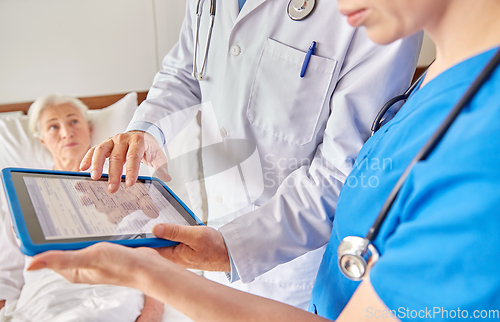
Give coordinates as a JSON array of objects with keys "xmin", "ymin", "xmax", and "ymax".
[{"xmin": 0, "ymin": 92, "xmax": 197, "ymax": 322}]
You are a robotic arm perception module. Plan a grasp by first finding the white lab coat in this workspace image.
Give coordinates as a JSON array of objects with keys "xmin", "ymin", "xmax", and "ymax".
[{"xmin": 129, "ymin": 0, "xmax": 422, "ymax": 309}]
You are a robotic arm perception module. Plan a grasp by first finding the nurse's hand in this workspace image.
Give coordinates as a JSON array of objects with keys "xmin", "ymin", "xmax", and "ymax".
[
  {"xmin": 80, "ymin": 131, "xmax": 171, "ymax": 193},
  {"xmin": 152, "ymin": 223, "xmax": 231, "ymax": 272},
  {"xmin": 27, "ymin": 243, "xmax": 166, "ymax": 290}
]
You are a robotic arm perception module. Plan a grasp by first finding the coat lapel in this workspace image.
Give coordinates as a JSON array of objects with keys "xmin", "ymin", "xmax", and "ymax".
[{"xmin": 233, "ymin": 0, "xmax": 270, "ymax": 26}]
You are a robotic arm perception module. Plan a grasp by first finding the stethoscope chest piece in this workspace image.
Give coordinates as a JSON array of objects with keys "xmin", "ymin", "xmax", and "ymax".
[
  {"xmin": 287, "ymin": 0, "xmax": 315, "ymax": 20},
  {"xmin": 337, "ymin": 236, "xmax": 379, "ymax": 281}
]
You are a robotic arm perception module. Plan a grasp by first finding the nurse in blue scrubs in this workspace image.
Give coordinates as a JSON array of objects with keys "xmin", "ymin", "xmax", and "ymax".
[
  {"xmin": 28, "ymin": 0, "xmax": 500, "ymax": 321},
  {"xmin": 310, "ymin": 32, "xmax": 500, "ymax": 321}
]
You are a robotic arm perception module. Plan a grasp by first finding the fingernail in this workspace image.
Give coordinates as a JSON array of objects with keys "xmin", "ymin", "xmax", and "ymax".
[
  {"xmin": 153, "ymin": 225, "xmax": 164, "ymax": 237},
  {"xmin": 108, "ymin": 183, "xmax": 117, "ymax": 193},
  {"xmin": 91, "ymin": 170, "xmax": 99, "ymax": 179},
  {"xmin": 126, "ymin": 177, "xmax": 134, "ymax": 186},
  {"xmin": 158, "ymin": 168, "xmax": 171, "ymax": 182},
  {"xmin": 27, "ymin": 261, "xmax": 46, "ymax": 271}
]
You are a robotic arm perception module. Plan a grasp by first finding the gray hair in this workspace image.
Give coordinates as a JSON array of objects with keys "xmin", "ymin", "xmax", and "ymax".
[{"xmin": 28, "ymin": 94, "xmax": 89, "ymax": 138}]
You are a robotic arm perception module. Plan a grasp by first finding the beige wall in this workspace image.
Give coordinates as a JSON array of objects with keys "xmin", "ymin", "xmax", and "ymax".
[
  {"xmin": 0, "ymin": 2, "xmax": 435, "ymax": 105},
  {"xmin": 0, "ymin": 0, "xmax": 186, "ymax": 105}
]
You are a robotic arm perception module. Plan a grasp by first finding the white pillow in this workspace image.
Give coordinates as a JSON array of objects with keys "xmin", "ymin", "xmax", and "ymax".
[
  {"xmin": 87, "ymin": 92, "xmax": 138, "ymax": 147},
  {"xmin": 0, "ymin": 111, "xmax": 24, "ymax": 118},
  {"xmin": 0, "ymin": 113, "xmax": 53, "ymax": 170}
]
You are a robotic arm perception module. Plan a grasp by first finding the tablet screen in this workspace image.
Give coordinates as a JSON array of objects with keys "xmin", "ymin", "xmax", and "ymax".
[{"xmin": 11, "ymin": 172, "xmax": 199, "ymax": 244}]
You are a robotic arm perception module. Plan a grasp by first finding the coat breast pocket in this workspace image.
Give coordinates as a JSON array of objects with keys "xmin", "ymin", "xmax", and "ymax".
[{"xmin": 247, "ymin": 38, "xmax": 337, "ymax": 146}]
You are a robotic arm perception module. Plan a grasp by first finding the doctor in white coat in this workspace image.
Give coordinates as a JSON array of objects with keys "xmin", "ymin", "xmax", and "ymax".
[{"xmin": 84, "ymin": 0, "xmax": 422, "ymax": 310}]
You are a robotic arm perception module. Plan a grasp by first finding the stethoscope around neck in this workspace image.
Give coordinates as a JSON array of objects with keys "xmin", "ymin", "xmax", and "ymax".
[
  {"xmin": 370, "ymin": 61, "xmax": 434, "ymax": 135},
  {"xmin": 191, "ymin": 0, "xmax": 316, "ymax": 81},
  {"xmin": 338, "ymin": 49, "xmax": 500, "ymax": 281},
  {"xmin": 192, "ymin": 0, "xmax": 216, "ymax": 81}
]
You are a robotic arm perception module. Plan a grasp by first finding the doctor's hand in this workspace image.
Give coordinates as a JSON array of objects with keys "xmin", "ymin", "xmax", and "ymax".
[
  {"xmin": 80, "ymin": 131, "xmax": 171, "ymax": 193},
  {"xmin": 152, "ymin": 223, "xmax": 231, "ymax": 272}
]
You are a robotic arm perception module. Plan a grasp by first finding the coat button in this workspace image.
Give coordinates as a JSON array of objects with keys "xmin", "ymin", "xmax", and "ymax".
[
  {"xmin": 214, "ymin": 195, "xmax": 223, "ymax": 203},
  {"xmin": 230, "ymin": 45, "xmax": 241, "ymax": 56},
  {"xmin": 220, "ymin": 127, "xmax": 228, "ymax": 138}
]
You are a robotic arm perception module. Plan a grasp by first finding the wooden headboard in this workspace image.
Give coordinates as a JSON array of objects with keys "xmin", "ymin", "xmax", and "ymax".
[
  {"xmin": 0, "ymin": 91, "xmax": 148, "ymax": 114},
  {"xmin": 413, "ymin": 66, "xmax": 426, "ymax": 83}
]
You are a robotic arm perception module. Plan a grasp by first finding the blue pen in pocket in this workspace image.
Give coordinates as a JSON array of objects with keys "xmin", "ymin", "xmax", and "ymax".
[{"xmin": 300, "ymin": 41, "xmax": 317, "ymax": 78}]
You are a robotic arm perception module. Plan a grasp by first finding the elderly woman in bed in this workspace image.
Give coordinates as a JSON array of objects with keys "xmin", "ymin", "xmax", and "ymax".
[{"xmin": 0, "ymin": 94, "xmax": 164, "ymax": 322}]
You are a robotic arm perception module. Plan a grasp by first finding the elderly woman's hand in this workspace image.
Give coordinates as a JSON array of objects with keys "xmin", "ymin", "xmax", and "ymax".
[
  {"xmin": 136, "ymin": 296, "xmax": 165, "ymax": 322},
  {"xmin": 80, "ymin": 131, "xmax": 171, "ymax": 193}
]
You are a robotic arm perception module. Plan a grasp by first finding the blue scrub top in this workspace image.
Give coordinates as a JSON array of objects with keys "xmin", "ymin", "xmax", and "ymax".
[{"xmin": 309, "ymin": 48, "xmax": 500, "ymax": 320}]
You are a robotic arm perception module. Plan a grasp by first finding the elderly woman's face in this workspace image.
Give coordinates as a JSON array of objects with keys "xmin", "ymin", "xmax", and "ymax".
[{"xmin": 38, "ymin": 103, "xmax": 91, "ymax": 164}]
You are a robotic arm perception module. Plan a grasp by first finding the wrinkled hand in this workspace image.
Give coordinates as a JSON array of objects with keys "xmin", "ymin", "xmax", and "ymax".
[
  {"xmin": 80, "ymin": 131, "xmax": 171, "ymax": 193},
  {"xmin": 136, "ymin": 295, "xmax": 165, "ymax": 322},
  {"xmin": 152, "ymin": 224, "xmax": 231, "ymax": 272},
  {"xmin": 27, "ymin": 243, "xmax": 166, "ymax": 290}
]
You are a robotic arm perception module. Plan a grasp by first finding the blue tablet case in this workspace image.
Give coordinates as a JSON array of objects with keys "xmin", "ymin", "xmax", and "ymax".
[{"xmin": 1, "ymin": 168, "xmax": 204, "ymax": 256}]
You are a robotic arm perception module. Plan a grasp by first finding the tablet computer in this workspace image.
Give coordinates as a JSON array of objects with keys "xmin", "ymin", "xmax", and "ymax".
[{"xmin": 1, "ymin": 168, "xmax": 204, "ymax": 256}]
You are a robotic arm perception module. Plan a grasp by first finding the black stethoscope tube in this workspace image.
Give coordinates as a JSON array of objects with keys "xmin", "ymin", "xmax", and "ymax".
[
  {"xmin": 366, "ymin": 49, "xmax": 500, "ymax": 243},
  {"xmin": 371, "ymin": 62, "xmax": 434, "ymax": 135}
]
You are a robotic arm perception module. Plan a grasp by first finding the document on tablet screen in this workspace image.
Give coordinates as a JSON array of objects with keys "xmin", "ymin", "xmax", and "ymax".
[{"xmin": 23, "ymin": 177, "xmax": 190, "ymax": 240}]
